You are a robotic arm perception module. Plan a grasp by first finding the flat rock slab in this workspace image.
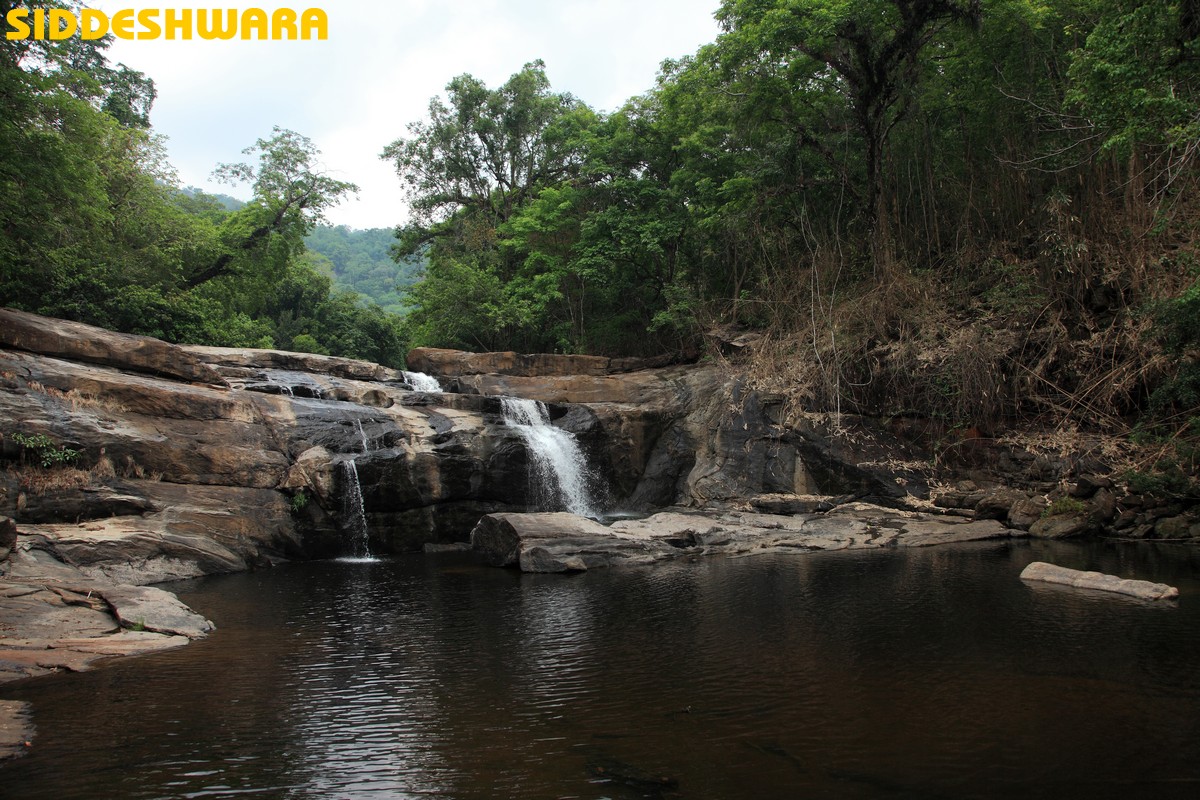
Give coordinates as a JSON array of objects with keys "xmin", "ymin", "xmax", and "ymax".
[
  {"xmin": 0, "ymin": 569, "xmax": 211, "ymax": 685},
  {"xmin": 471, "ymin": 505, "xmax": 1020, "ymax": 573},
  {"xmin": 0, "ymin": 583, "xmax": 117, "ymax": 639},
  {"xmin": 1020, "ymin": 561, "xmax": 1180, "ymax": 601},
  {"xmin": 96, "ymin": 585, "xmax": 214, "ymax": 638}
]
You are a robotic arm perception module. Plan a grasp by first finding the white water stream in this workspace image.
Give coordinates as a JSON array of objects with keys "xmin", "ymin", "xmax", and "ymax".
[
  {"xmin": 500, "ymin": 397, "xmax": 598, "ymax": 517},
  {"xmin": 403, "ymin": 371, "xmax": 442, "ymax": 392},
  {"xmin": 338, "ymin": 459, "xmax": 375, "ymax": 562}
]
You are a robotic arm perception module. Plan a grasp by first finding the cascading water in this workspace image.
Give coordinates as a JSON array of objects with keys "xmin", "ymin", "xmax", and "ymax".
[
  {"xmin": 339, "ymin": 422, "xmax": 375, "ymax": 561},
  {"xmin": 500, "ymin": 397, "xmax": 599, "ymax": 517},
  {"xmin": 403, "ymin": 371, "xmax": 442, "ymax": 392},
  {"xmin": 354, "ymin": 418, "xmax": 370, "ymax": 455},
  {"xmin": 338, "ymin": 459, "xmax": 375, "ymax": 562}
]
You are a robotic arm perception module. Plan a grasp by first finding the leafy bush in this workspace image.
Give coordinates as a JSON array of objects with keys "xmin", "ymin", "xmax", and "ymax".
[
  {"xmin": 1042, "ymin": 496, "xmax": 1086, "ymax": 519},
  {"xmin": 9, "ymin": 432, "xmax": 81, "ymax": 468}
]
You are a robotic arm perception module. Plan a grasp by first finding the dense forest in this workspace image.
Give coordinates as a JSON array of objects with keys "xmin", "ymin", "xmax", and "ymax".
[{"xmin": 1, "ymin": 1, "xmax": 1198, "ymax": 488}]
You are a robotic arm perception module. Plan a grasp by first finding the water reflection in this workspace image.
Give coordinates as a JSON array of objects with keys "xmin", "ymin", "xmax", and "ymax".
[{"xmin": 2, "ymin": 541, "xmax": 1199, "ymax": 799}]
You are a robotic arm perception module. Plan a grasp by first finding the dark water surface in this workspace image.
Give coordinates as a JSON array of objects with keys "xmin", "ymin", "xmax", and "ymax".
[{"xmin": 4, "ymin": 540, "xmax": 1200, "ymax": 799}]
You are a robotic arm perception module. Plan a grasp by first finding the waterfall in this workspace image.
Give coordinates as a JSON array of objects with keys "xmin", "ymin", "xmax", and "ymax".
[
  {"xmin": 354, "ymin": 418, "xmax": 370, "ymax": 455},
  {"xmin": 403, "ymin": 371, "xmax": 442, "ymax": 392},
  {"xmin": 500, "ymin": 397, "xmax": 598, "ymax": 517},
  {"xmin": 338, "ymin": 459, "xmax": 376, "ymax": 562}
]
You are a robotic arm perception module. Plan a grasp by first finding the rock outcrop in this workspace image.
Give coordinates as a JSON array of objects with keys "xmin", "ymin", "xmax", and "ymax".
[
  {"xmin": 0, "ymin": 312, "xmax": 538, "ymax": 687},
  {"xmin": 471, "ymin": 503, "xmax": 1018, "ymax": 573},
  {"xmin": 1020, "ymin": 561, "xmax": 1179, "ymax": 601}
]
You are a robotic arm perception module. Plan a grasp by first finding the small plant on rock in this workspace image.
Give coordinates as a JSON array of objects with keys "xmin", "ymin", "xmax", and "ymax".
[
  {"xmin": 1042, "ymin": 495, "xmax": 1086, "ymax": 519},
  {"xmin": 9, "ymin": 431, "xmax": 81, "ymax": 468}
]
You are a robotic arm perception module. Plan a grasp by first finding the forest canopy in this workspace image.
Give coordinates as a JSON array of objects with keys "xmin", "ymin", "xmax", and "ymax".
[{"xmin": 383, "ymin": 1, "xmax": 1200, "ymax": 459}]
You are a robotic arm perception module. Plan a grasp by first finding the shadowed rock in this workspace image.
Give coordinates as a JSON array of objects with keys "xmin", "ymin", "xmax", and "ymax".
[{"xmin": 0, "ymin": 700, "xmax": 33, "ymax": 759}]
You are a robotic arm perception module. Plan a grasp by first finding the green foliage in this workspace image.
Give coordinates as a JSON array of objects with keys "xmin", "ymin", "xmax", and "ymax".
[
  {"xmin": 305, "ymin": 225, "xmax": 420, "ymax": 314},
  {"xmin": 290, "ymin": 490, "xmax": 309, "ymax": 514},
  {"xmin": 1124, "ymin": 462, "xmax": 1199, "ymax": 500},
  {"xmin": 1042, "ymin": 495, "xmax": 1086, "ymax": 518},
  {"xmin": 0, "ymin": 21, "xmax": 408, "ymax": 369},
  {"xmin": 9, "ymin": 432, "xmax": 81, "ymax": 468},
  {"xmin": 1067, "ymin": 1, "xmax": 1200, "ymax": 161}
]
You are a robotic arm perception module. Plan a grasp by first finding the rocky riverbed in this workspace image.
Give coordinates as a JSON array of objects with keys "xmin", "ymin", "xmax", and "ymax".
[{"xmin": 2, "ymin": 307, "xmax": 1196, "ymax": 755}]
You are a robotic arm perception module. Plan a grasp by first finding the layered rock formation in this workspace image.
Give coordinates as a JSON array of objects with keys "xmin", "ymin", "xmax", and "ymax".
[
  {"xmin": 471, "ymin": 504, "xmax": 1016, "ymax": 573},
  {"xmin": 0, "ymin": 310, "xmax": 538, "ymax": 686}
]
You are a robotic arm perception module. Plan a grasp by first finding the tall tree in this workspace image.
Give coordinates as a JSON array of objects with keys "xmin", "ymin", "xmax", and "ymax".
[
  {"xmin": 715, "ymin": 0, "xmax": 982, "ymax": 268},
  {"xmin": 382, "ymin": 62, "xmax": 599, "ymax": 351},
  {"xmin": 382, "ymin": 60, "xmax": 594, "ymax": 269},
  {"xmin": 187, "ymin": 127, "xmax": 357, "ymax": 290}
]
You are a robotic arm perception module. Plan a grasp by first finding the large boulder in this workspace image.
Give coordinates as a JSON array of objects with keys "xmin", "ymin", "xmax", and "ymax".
[{"xmin": 470, "ymin": 512, "xmax": 677, "ymax": 572}]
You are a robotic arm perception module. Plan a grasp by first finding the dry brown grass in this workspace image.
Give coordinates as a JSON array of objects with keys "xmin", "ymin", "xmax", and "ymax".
[
  {"xmin": 9, "ymin": 464, "xmax": 92, "ymax": 495},
  {"xmin": 25, "ymin": 383, "xmax": 130, "ymax": 414}
]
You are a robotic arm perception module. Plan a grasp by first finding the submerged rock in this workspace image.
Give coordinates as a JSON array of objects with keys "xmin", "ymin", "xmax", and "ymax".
[{"xmin": 0, "ymin": 700, "xmax": 33, "ymax": 759}]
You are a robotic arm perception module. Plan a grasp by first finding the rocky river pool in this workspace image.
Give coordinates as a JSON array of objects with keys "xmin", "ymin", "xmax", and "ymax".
[{"xmin": 3, "ymin": 539, "xmax": 1200, "ymax": 799}]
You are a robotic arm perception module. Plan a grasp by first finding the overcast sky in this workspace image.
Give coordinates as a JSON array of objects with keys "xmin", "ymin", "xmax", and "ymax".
[{"xmin": 90, "ymin": 1, "xmax": 722, "ymax": 229}]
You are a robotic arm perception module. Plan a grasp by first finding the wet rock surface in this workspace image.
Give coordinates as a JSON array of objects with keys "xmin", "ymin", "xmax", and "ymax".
[{"xmin": 0, "ymin": 699, "xmax": 33, "ymax": 759}]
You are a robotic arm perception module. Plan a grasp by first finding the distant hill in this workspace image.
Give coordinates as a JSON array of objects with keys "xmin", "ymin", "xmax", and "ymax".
[
  {"xmin": 304, "ymin": 225, "xmax": 420, "ymax": 315},
  {"xmin": 180, "ymin": 186, "xmax": 245, "ymax": 211}
]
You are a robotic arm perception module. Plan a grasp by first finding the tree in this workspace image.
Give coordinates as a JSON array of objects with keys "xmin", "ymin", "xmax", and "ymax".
[
  {"xmin": 715, "ymin": 0, "xmax": 982, "ymax": 268},
  {"xmin": 188, "ymin": 127, "xmax": 357, "ymax": 290},
  {"xmin": 1067, "ymin": 0, "xmax": 1200, "ymax": 194},
  {"xmin": 382, "ymin": 62, "xmax": 601, "ymax": 351},
  {"xmin": 382, "ymin": 61, "xmax": 594, "ymax": 266}
]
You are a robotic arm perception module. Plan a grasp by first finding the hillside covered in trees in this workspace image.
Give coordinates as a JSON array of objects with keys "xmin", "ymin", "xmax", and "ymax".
[
  {"xmin": 2, "ymin": 0, "xmax": 1198, "ymax": 490},
  {"xmin": 304, "ymin": 226, "xmax": 422, "ymax": 316}
]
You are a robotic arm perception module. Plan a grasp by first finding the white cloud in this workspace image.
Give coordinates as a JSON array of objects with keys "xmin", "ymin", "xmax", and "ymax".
[{"xmin": 91, "ymin": 0, "xmax": 721, "ymax": 228}]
